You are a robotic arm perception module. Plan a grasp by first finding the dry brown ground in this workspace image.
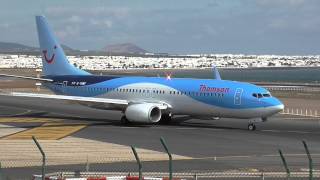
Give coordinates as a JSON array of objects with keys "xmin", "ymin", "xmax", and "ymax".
[{"xmin": 0, "ymin": 136, "xmax": 191, "ymax": 168}]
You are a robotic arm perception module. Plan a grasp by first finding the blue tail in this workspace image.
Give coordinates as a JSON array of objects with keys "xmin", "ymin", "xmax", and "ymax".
[{"xmin": 36, "ymin": 15, "xmax": 90, "ymax": 76}]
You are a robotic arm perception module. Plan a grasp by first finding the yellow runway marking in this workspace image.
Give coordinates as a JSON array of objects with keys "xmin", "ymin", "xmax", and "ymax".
[
  {"xmin": 2, "ymin": 122, "xmax": 87, "ymax": 140},
  {"xmin": 0, "ymin": 117, "xmax": 55, "ymax": 123}
]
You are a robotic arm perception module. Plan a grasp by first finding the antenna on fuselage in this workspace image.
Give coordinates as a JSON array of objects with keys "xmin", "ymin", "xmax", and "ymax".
[{"xmin": 212, "ymin": 65, "xmax": 221, "ymax": 80}]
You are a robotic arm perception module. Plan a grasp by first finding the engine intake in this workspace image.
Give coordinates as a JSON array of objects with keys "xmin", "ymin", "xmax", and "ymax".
[{"xmin": 125, "ymin": 103, "xmax": 162, "ymax": 123}]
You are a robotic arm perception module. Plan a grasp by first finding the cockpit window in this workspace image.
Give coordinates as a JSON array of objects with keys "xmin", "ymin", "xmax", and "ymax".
[
  {"xmin": 263, "ymin": 93, "xmax": 271, "ymax": 97},
  {"xmin": 253, "ymin": 93, "xmax": 271, "ymax": 98}
]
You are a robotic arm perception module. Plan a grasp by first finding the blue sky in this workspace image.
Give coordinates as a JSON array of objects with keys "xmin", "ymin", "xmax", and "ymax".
[{"xmin": 0, "ymin": 0, "xmax": 320, "ymax": 55}]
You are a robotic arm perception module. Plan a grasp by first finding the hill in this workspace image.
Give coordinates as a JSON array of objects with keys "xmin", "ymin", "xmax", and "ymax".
[
  {"xmin": 104, "ymin": 43, "xmax": 148, "ymax": 54},
  {"xmin": 0, "ymin": 41, "xmax": 150, "ymax": 56},
  {"xmin": 0, "ymin": 41, "xmax": 78, "ymax": 54},
  {"xmin": 0, "ymin": 42, "xmax": 37, "ymax": 53}
]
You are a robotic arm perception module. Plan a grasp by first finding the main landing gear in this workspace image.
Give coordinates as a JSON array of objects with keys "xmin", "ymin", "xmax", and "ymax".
[
  {"xmin": 248, "ymin": 123, "xmax": 256, "ymax": 131},
  {"xmin": 120, "ymin": 116, "xmax": 130, "ymax": 125},
  {"xmin": 158, "ymin": 113, "xmax": 172, "ymax": 125}
]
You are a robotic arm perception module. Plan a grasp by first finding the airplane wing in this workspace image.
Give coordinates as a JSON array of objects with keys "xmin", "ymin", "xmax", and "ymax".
[
  {"xmin": 0, "ymin": 92, "xmax": 169, "ymax": 110},
  {"xmin": 0, "ymin": 74, "xmax": 169, "ymax": 110},
  {"xmin": 0, "ymin": 74, "xmax": 53, "ymax": 82}
]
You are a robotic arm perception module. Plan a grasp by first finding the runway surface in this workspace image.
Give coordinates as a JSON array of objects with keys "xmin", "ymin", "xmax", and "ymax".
[{"xmin": 0, "ymin": 95, "xmax": 320, "ymax": 178}]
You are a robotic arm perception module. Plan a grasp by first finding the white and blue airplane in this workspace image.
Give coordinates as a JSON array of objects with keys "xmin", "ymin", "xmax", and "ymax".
[{"xmin": 0, "ymin": 16, "xmax": 284, "ymax": 130}]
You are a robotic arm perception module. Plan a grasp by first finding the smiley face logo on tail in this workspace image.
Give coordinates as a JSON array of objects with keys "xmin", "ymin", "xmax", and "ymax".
[{"xmin": 42, "ymin": 45, "xmax": 57, "ymax": 64}]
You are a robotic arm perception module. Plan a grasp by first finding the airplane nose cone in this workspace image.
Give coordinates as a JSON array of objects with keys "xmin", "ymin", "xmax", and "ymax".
[
  {"xmin": 263, "ymin": 98, "xmax": 284, "ymax": 116},
  {"xmin": 275, "ymin": 103, "xmax": 284, "ymax": 113},
  {"xmin": 270, "ymin": 99, "xmax": 284, "ymax": 114}
]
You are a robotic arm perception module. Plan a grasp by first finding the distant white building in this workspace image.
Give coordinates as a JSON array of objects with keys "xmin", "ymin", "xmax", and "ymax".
[{"xmin": 0, "ymin": 54, "xmax": 319, "ymax": 70}]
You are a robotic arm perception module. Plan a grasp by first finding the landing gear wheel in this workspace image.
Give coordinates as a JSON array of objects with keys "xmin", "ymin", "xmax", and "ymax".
[
  {"xmin": 248, "ymin": 123, "xmax": 256, "ymax": 131},
  {"xmin": 120, "ymin": 116, "xmax": 130, "ymax": 125},
  {"xmin": 158, "ymin": 114, "xmax": 172, "ymax": 125}
]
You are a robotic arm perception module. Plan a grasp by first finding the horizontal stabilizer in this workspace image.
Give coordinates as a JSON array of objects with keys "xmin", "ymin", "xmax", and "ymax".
[{"xmin": 0, "ymin": 74, "xmax": 53, "ymax": 82}]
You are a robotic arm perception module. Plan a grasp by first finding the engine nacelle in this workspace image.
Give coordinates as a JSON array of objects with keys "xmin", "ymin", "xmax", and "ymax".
[{"xmin": 125, "ymin": 103, "xmax": 162, "ymax": 123}]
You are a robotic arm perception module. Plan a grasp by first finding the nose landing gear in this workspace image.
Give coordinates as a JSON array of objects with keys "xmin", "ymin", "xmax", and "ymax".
[{"xmin": 247, "ymin": 117, "xmax": 268, "ymax": 131}]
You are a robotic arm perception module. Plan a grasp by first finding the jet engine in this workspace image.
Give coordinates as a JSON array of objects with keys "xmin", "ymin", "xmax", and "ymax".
[{"xmin": 125, "ymin": 103, "xmax": 162, "ymax": 123}]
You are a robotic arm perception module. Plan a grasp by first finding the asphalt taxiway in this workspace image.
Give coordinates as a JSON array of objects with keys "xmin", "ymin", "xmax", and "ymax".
[{"xmin": 0, "ymin": 95, "xmax": 320, "ymax": 178}]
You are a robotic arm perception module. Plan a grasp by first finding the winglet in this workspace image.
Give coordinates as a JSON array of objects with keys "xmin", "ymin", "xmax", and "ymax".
[{"xmin": 212, "ymin": 65, "xmax": 221, "ymax": 80}]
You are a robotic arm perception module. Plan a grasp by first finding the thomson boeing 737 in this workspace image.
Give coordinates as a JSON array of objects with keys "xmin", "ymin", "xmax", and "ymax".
[{"xmin": 0, "ymin": 16, "xmax": 284, "ymax": 131}]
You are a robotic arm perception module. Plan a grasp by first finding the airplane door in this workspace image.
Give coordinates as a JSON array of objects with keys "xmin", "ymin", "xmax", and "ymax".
[
  {"xmin": 234, "ymin": 88, "xmax": 243, "ymax": 105},
  {"xmin": 62, "ymin": 81, "xmax": 68, "ymax": 93},
  {"xmin": 151, "ymin": 88, "xmax": 157, "ymax": 98},
  {"xmin": 145, "ymin": 88, "xmax": 154, "ymax": 98}
]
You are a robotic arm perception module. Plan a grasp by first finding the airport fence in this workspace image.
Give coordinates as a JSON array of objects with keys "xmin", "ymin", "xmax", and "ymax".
[
  {"xmin": 0, "ymin": 137, "xmax": 319, "ymax": 180},
  {"xmin": 266, "ymin": 86, "xmax": 320, "ymax": 92},
  {"xmin": 281, "ymin": 108, "xmax": 320, "ymax": 118}
]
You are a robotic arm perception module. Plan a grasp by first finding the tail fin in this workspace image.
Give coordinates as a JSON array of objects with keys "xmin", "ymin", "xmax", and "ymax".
[{"xmin": 36, "ymin": 15, "xmax": 90, "ymax": 76}]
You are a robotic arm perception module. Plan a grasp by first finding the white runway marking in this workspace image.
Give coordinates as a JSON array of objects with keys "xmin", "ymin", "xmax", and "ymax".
[
  {"xmin": 0, "ymin": 109, "xmax": 31, "ymax": 117},
  {"xmin": 175, "ymin": 127, "xmax": 200, "ymax": 130},
  {"xmin": 287, "ymin": 130, "xmax": 312, "ymax": 134},
  {"xmin": 147, "ymin": 127, "xmax": 199, "ymax": 130},
  {"xmin": 261, "ymin": 130, "xmax": 282, "ymax": 133},
  {"xmin": 195, "ymin": 153, "xmax": 320, "ymax": 161},
  {"xmin": 0, "ymin": 124, "xmax": 26, "ymax": 137},
  {"xmin": 261, "ymin": 129, "xmax": 320, "ymax": 134},
  {"xmin": 146, "ymin": 126, "xmax": 223, "ymax": 131},
  {"xmin": 282, "ymin": 117, "xmax": 320, "ymax": 120},
  {"xmin": 119, "ymin": 127, "xmax": 139, "ymax": 129}
]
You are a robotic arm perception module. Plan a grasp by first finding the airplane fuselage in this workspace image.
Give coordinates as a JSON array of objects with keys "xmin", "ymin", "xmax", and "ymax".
[{"xmin": 44, "ymin": 75, "xmax": 284, "ymax": 119}]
